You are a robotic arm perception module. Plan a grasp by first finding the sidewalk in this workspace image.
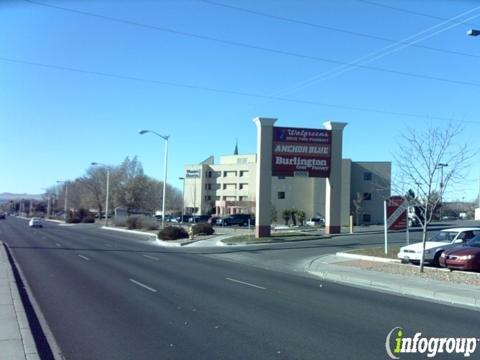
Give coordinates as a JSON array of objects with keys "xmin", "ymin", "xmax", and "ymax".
[
  {"xmin": 0, "ymin": 242, "xmax": 39, "ymax": 360},
  {"xmin": 306, "ymin": 254, "xmax": 480, "ymax": 310}
]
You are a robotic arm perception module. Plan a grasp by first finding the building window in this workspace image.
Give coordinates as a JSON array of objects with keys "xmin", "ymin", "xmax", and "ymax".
[
  {"xmin": 278, "ymin": 192, "xmax": 285, "ymax": 199},
  {"xmin": 215, "ymin": 196, "xmax": 220, "ymax": 200},
  {"xmin": 205, "ymin": 195, "xmax": 211, "ymax": 201},
  {"xmin": 215, "ymin": 171, "xmax": 221, "ymax": 177},
  {"xmin": 363, "ymin": 172, "xmax": 372, "ymax": 181},
  {"xmin": 363, "ymin": 214, "xmax": 371, "ymax": 223},
  {"xmin": 239, "ymin": 183, "xmax": 248, "ymax": 190},
  {"xmin": 363, "ymin": 193, "xmax": 372, "ymax": 201},
  {"xmin": 223, "ymin": 171, "xmax": 237, "ymax": 177},
  {"xmin": 239, "ymin": 170, "xmax": 248, "ymax": 177},
  {"xmin": 206, "ymin": 171, "xmax": 212, "ymax": 178},
  {"xmin": 239, "ymin": 196, "xmax": 248, "ymax": 201}
]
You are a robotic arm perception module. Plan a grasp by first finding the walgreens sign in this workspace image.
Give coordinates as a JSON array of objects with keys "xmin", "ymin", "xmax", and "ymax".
[{"xmin": 272, "ymin": 126, "xmax": 331, "ymax": 177}]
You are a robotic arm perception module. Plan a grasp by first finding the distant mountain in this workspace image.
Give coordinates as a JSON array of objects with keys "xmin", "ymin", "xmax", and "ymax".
[{"xmin": 0, "ymin": 193, "xmax": 44, "ymax": 202}]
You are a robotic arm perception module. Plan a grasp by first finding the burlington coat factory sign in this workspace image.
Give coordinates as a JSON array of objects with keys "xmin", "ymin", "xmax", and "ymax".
[{"xmin": 272, "ymin": 126, "xmax": 331, "ymax": 177}]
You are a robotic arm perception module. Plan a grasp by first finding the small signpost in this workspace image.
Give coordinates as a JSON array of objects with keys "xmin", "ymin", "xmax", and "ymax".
[{"xmin": 384, "ymin": 196, "xmax": 409, "ymax": 254}]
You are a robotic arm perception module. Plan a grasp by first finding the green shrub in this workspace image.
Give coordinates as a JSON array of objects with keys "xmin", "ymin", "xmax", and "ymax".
[
  {"xmin": 297, "ymin": 210, "xmax": 306, "ymax": 226},
  {"xmin": 146, "ymin": 223, "xmax": 159, "ymax": 231},
  {"xmin": 66, "ymin": 208, "xmax": 95, "ymax": 224},
  {"xmin": 158, "ymin": 226, "xmax": 189, "ymax": 240},
  {"xmin": 191, "ymin": 223, "xmax": 214, "ymax": 236},
  {"xmin": 66, "ymin": 216, "xmax": 80, "ymax": 224},
  {"xmin": 282, "ymin": 209, "xmax": 292, "ymax": 225},
  {"xmin": 126, "ymin": 216, "xmax": 143, "ymax": 229},
  {"xmin": 81, "ymin": 216, "xmax": 95, "ymax": 223},
  {"xmin": 113, "ymin": 217, "xmax": 127, "ymax": 227},
  {"xmin": 140, "ymin": 216, "xmax": 158, "ymax": 230},
  {"xmin": 290, "ymin": 208, "xmax": 298, "ymax": 226}
]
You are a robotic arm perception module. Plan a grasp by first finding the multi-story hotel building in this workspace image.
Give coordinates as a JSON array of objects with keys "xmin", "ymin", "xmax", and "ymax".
[{"xmin": 183, "ymin": 154, "xmax": 391, "ymax": 225}]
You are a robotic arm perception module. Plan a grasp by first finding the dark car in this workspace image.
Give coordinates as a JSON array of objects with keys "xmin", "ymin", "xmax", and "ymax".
[
  {"xmin": 0, "ymin": 212, "xmax": 6, "ymax": 219},
  {"xmin": 189, "ymin": 215, "xmax": 210, "ymax": 223},
  {"xmin": 220, "ymin": 214, "xmax": 255, "ymax": 226},
  {"xmin": 208, "ymin": 216, "xmax": 220, "ymax": 225},
  {"xmin": 439, "ymin": 235, "xmax": 480, "ymax": 271}
]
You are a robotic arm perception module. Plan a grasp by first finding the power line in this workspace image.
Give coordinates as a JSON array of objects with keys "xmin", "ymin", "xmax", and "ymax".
[
  {"xmin": 196, "ymin": 0, "xmax": 480, "ymax": 59},
  {"xmin": 1, "ymin": 55, "xmax": 479, "ymax": 124},
  {"xmin": 22, "ymin": 0, "xmax": 480, "ymax": 89},
  {"xmin": 266, "ymin": 6, "xmax": 480, "ymax": 98},
  {"xmin": 202, "ymin": 2, "xmax": 480, "ymax": 117},
  {"xmin": 356, "ymin": 0, "xmax": 480, "ymax": 27}
]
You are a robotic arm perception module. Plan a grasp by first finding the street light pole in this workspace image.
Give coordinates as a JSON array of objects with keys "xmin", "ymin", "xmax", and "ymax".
[
  {"xmin": 91, "ymin": 162, "xmax": 110, "ymax": 227},
  {"xmin": 437, "ymin": 163, "xmax": 448, "ymax": 219},
  {"xmin": 41, "ymin": 188, "xmax": 51, "ymax": 218},
  {"xmin": 162, "ymin": 137, "xmax": 169, "ymax": 228},
  {"xmin": 179, "ymin": 177, "xmax": 185, "ymax": 223},
  {"xmin": 57, "ymin": 180, "xmax": 68, "ymax": 222},
  {"xmin": 139, "ymin": 130, "xmax": 170, "ymax": 229}
]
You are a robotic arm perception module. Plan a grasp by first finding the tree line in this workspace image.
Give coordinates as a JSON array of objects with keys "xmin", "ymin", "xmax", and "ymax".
[{"xmin": 45, "ymin": 156, "xmax": 182, "ymax": 216}]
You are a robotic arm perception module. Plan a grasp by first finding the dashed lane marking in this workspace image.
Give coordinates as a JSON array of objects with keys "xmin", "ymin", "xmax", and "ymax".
[
  {"xmin": 129, "ymin": 278, "xmax": 157, "ymax": 293},
  {"xmin": 225, "ymin": 277, "xmax": 266, "ymax": 290}
]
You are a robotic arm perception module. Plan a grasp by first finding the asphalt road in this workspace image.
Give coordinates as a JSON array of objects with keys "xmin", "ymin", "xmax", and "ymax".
[{"xmin": 0, "ymin": 217, "xmax": 478, "ymax": 359}]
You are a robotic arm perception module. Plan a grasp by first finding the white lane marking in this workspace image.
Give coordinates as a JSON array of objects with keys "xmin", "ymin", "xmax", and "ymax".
[
  {"xmin": 129, "ymin": 279, "xmax": 157, "ymax": 293},
  {"xmin": 143, "ymin": 254, "xmax": 159, "ymax": 261},
  {"xmin": 55, "ymin": 243, "xmax": 62, "ymax": 247},
  {"xmin": 78, "ymin": 255, "xmax": 90, "ymax": 261},
  {"xmin": 225, "ymin": 277, "xmax": 266, "ymax": 290}
]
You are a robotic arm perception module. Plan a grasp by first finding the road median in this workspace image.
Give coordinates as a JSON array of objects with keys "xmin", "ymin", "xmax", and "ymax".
[{"xmin": 307, "ymin": 254, "xmax": 480, "ymax": 310}]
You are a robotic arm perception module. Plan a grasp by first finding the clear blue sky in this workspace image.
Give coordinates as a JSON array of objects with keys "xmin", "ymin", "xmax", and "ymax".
[{"xmin": 1, "ymin": 0, "xmax": 480, "ymax": 201}]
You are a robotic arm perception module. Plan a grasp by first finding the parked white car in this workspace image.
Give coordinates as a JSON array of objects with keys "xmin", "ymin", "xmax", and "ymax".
[
  {"xmin": 306, "ymin": 217, "xmax": 325, "ymax": 226},
  {"xmin": 28, "ymin": 218, "xmax": 43, "ymax": 228},
  {"xmin": 397, "ymin": 227, "xmax": 480, "ymax": 266}
]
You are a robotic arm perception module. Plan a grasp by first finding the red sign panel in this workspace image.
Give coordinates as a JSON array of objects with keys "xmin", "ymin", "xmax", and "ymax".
[
  {"xmin": 272, "ymin": 126, "xmax": 331, "ymax": 177},
  {"xmin": 387, "ymin": 196, "xmax": 407, "ymax": 230}
]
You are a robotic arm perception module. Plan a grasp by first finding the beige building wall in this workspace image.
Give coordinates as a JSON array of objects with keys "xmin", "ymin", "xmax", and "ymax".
[
  {"xmin": 183, "ymin": 155, "xmax": 390, "ymax": 224},
  {"xmin": 350, "ymin": 161, "xmax": 391, "ymax": 224},
  {"xmin": 184, "ymin": 155, "xmax": 257, "ymax": 215},
  {"xmin": 341, "ymin": 159, "xmax": 352, "ymax": 226}
]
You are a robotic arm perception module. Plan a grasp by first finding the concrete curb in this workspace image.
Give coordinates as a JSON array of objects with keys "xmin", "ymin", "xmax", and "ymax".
[
  {"xmin": 43, "ymin": 219, "xmax": 64, "ymax": 224},
  {"xmin": 312, "ymin": 270, "xmax": 480, "ymax": 309},
  {"xmin": 336, "ymin": 252, "xmax": 480, "ymax": 277},
  {"xmin": 101, "ymin": 226, "xmax": 186, "ymax": 247},
  {"xmin": 101, "ymin": 226, "xmax": 157, "ymax": 238},
  {"xmin": 306, "ymin": 255, "xmax": 480, "ymax": 311},
  {"xmin": 1, "ymin": 241, "xmax": 40, "ymax": 359},
  {"xmin": 336, "ymin": 252, "xmax": 401, "ymax": 263}
]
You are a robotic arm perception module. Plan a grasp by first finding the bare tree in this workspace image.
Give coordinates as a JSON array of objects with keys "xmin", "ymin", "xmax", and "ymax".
[
  {"xmin": 79, "ymin": 166, "xmax": 110, "ymax": 215},
  {"xmin": 394, "ymin": 122, "xmax": 474, "ymax": 272},
  {"xmin": 352, "ymin": 192, "xmax": 364, "ymax": 226}
]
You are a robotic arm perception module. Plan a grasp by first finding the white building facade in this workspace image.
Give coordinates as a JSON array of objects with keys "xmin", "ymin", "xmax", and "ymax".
[{"xmin": 183, "ymin": 154, "xmax": 391, "ymax": 225}]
